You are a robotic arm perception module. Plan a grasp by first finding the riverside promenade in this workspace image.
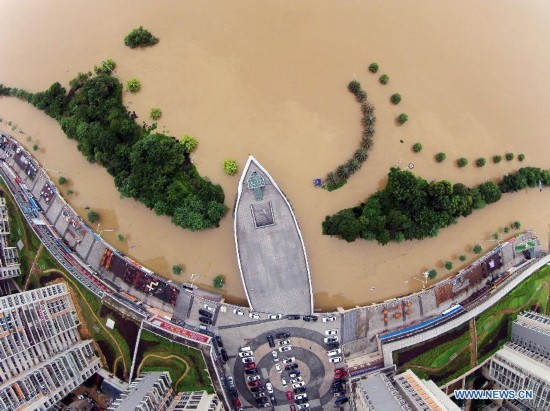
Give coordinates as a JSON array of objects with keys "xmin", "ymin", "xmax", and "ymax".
[{"xmin": 234, "ymin": 156, "xmax": 313, "ymax": 315}]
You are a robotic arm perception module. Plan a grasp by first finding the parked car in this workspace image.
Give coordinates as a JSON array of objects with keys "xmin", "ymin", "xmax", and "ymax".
[
  {"xmin": 329, "ymin": 356, "xmax": 342, "ymax": 363},
  {"xmin": 283, "ymin": 357, "xmax": 296, "ymax": 364},
  {"xmin": 199, "ymin": 317, "xmax": 212, "ymax": 325},
  {"xmin": 286, "ymin": 315, "xmax": 301, "ymax": 320},
  {"xmin": 253, "ymin": 392, "xmax": 266, "ymax": 399},
  {"xmin": 297, "ymin": 403, "xmax": 310, "ymax": 410},
  {"xmin": 214, "ymin": 335, "xmax": 223, "ymax": 347},
  {"xmin": 290, "ymin": 377, "xmax": 303, "ymax": 384},
  {"xmin": 292, "ymin": 381, "xmax": 305, "ymax": 389},
  {"xmin": 295, "ymin": 393, "xmax": 308, "ymax": 400},
  {"xmin": 295, "ymin": 398, "xmax": 307, "ymax": 405},
  {"xmin": 245, "ymin": 368, "xmax": 258, "ymax": 375},
  {"xmin": 279, "ymin": 339, "xmax": 290, "ymax": 346},
  {"xmin": 250, "ymin": 386, "xmax": 264, "ymax": 393},
  {"xmin": 335, "ymin": 396, "xmax": 349, "ymax": 405},
  {"xmin": 204, "ymin": 304, "xmax": 215, "ymax": 312},
  {"xmin": 244, "ymin": 362, "xmax": 256, "ymax": 370},
  {"xmin": 327, "ymin": 349, "xmax": 342, "ymax": 357},
  {"xmin": 290, "ymin": 405, "xmax": 296, "ymax": 411},
  {"xmin": 326, "ymin": 342, "xmax": 340, "ymax": 350},
  {"xmin": 233, "ymin": 308, "xmax": 244, "ymax": 316},
  {"xmin": 272, "ymin": 350, "xmax": 279, "ymax": 361},
  {"xmin": 281, "ymin": 377, "xmax": 288, "ymax": 387},
  {"xmin": 289, "ymin": 372, "xmax": 301, "ymax": 378},
  {"xmin": 249, "ymin": 312, "xmax": 260, "ymax": 319},
  {"xmin": 279, "ymin": 346, "xmax": 292, "ymax": 353},
  {"xmin": 268, "ymin": 313, "xmax": 283, "ymax": 319},
  {"xmin": 239, "ymin": 346, "xmax": 252, "ymax": 352},
  {"xmin": 238, "ymin": 351, "xmax": 254, "ymax": 357},
  {"xmin": 324, "ymin": 337, "xmax": 338, "ymax": 344},
  {"xmin": 286, "ymin": 391, "xmax": 294, "ymax": 401},
  {"xmin": 270, "ymin": 394, "xmax": 277, "ymax": 405},
  {"xmin": 303, "ymin": 315, "xmax": 318, "ymax": 322},
  {"xmin": 242, "ymin": 356, "xmax": 255, "ymax": 364},
  {"xmin": 275, "ymin": 363, "xmax": 282, "ymax": 373},
  {"xmin": 285, "ymin": 363, "xmax": 298, "ymax": 370},
  {"xmin": 266, "ymin": 381, "xmax": 274, "ymax": 393},
  {"xmin": 267, "ymin": 334, "xmax": 275, "ymax": 348},
  {"xmin": 227, "ymin": 376, "xmax": 235, "ymax": 387},
  {"xmin": 220, "ymin": 349, "xmax": 228, "ymax": 362},
  {"xmin": 325, "ymin": 329, "xmax": 339, "ymax": 336},
  {"xmin": 247, "ymin": 375, "xmax": 261, "ymax": 382},
  {"xmin": 293, "ymin": 387, "xmax": 306, "ymax": 394},
  {"xmin": 276, "ymin": 332, "xmax": 291, "ymax": 339},
  {"xmin": 248, "ymin": 380, "xmax": 262, "ymax": 388},
  {"xmin": 322, "ymin": 316, "xmax": 336, "ymax": 322},
  {"xmin": 232, "ymin": 398, "xmax": 241, "ymax": 407},
  {"xmin": 199, "ymin": 308, "xmax": 213, "ymax": 318}
]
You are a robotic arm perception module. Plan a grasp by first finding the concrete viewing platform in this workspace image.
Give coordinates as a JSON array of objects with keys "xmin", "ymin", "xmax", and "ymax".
[{"xmin": 234, "ymin": 156, "xmax": 313, "ymax": 315}]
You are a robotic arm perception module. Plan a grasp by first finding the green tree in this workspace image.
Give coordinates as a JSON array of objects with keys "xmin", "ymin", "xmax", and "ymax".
[
  {"xmin": 117, "ymin": 233, "xmax": 125, "ymax": 241},
  {"xmin": 476, "ymin": 157, "xmax": 486, "ymax": 167},
  {"xmin": 32, "ymin": 144, "xmax": 39, "ymax": 151},
  {"xmin": 412, "ymin": 143, "xmax": 423, "ymax": 153},
  {"xmin": 379, "ymin": 74, "xmax": 389, "ymax": 85},
  {"xmin": 213, "ymin": 275, "xmax": 225, "ymax": 289},
  {"xmin": 397, "ymin": 113, "xmax": 408, "ymax": 124},
  {"xmin": 181, "ymin": 135, "xmax": 198, "ymax": 153},
  {"xmin": 172, "ymin": 264, "xmax": 183, "ymax": 275},
  {"xmin": 124, "ymin": 26, "xmax": 159, "ymax": 48},
  {"xmin": 505, "ymin": 152, "xmax": 514, "ymax": 161},
  {"xmin": 390, "ymin": 93, "xmax": 401, "ymax": 104},
  {"xmin": 473, "ymin": 244, "xmax": 483, "ymax": 254},
  {"xmin": 504, "ymin": 226, "xmax": 510, "ymax": 233},
  {"xmin": 368, "ymin": 63, "xmax": 379, "ymax": 73},
  {"xmin": 459, "ymin": 255, "xmax": 467, "ymax": 262},
  {"xmin": 354, "ymin": 148, "xmax": 369, "ymax": 162},
  {"xmin": 435, "ymin": 152, "xmax": 446, "ymax": 163},
  {"xmin": 126, "ymin": 79, "xmax": 141, "ymax": 93},
  {"xmin": 67, "ymin": 189, "xmax": 74, "ymax": 196},
  {"xmin": 511, "ymin": 221, "xmax": 521, "ymax": 230},
  {"xmin": 478, "ymin": 181, "xmax": 501, "ymax": 204},
  {"xmin": 492, "ymin": 232, "xmax": 499, "ymax": 241},
  {"xmin": 518, "ymin": 153, "xmax": 525, "ymax": 162},
  {"xmin": 58, "ymin": 176, "xmax": 68, "ymax": 185},
  {"xmin": 493, "ymin": 155, "xmax": 502, "ymax": 164},
  {"xmin": 445, "ymin": 261, "xmax": 453, "ymax": 270},
  {"xmin": 457, "ymin": 157, "xmax": 468, "ymax": 168},
  {"xmin": 223, "ymin": 159, "xmax": 238, "ymax": 176},
  {"xmin": 348, "ymin": 80, "xmax": 361, "ymax": 94},
  {"xmin": 336, "ymin": 164, "xmax": 351, "ymax": 180},
  {"xmin": 428, "ymin": 269, "xmax": 437, "ymax": 279},
  {"xmin": 87, "ymin": 211, "xmax": 100, "ymax": 223},
  {"xmin": 150, "ymin": 107, "xmax": 162, "ymax": 120}
]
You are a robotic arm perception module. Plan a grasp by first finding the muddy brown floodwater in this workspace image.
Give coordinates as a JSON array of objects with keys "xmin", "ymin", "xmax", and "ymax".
[{"xmin": 1, "ymin": 0, "xmax": 550, "ymax": 310}]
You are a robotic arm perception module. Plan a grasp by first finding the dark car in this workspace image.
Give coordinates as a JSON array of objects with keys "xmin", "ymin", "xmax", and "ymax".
[
  {"xmin": 245, "ymin": 368, "xmax": 258, "ymax": 375},
  {"xmin": 302, "ymin": 316, "xmax": 311, "ymax": 322},
  {"xmin": 251, "ymin": 387, "xmax": 265, "ymax": 393},
  {"xmin": 214, "ymin": 335, "xmax": 223, "ymax": 347},
  {"xmin": 248, "ymin": 380, "xmax": 263, "ymax": 388},
  {"xmin": 326, "ymin": 342, "xmax": 340, "ymax": 350},
  {"xmin": 230, "ymin": 388, "xmax": 238, "ymax": 399},
  {"xmin": 244, "ymin": 362, "xmax": 256, "ymax": 370},
  {"xmin": 270, "ymin": 394, "xmax": 277, "ymax": 405},
  {"xmin": 220, "ymin": 349, "xmax": 228, "ymax": 362},
  {"xmin": 286, "ymin": 315, "xmax": 301, "ymax": 320},
  {"xmin": 285, "ymin": 363, "xmax": 299, "ymax": 370},
  {"xmin": 199, "ymin": 316, "xmax": 212, "ymax": 325},
  {"xmin": 199, "ymin": 309, "xmax": 213, "ymax": 318},
  {"xmin": 276, "ymin": 332, "xmax": 291, "ymax": 339},
  {"xmin": 335, "ymin": 396, "xmax": 349, "ymax": 405},
  {"xmin": 267, "ymin": 334, "xmax": 275, "ymax": 348},
  {"xmin": 293, "ymin": 387, "xmax": 306, "ymax": 394}
]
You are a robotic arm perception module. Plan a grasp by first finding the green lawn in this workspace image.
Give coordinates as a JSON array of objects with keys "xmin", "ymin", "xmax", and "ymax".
[{"xmin": 138, "ymin": 330, "xmax": 214, "ymax": 393}]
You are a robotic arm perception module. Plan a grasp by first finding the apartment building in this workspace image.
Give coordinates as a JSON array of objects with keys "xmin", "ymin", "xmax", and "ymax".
[
  {"xmin": 108, "ymin": 372, "xmax": 174, "ymax": 411},
  {"xmin": 168, "ymin": 390, "xmax": 222, "ymax": 411},
  {"xmin": 0, "ymin": 283, "xmax": 100, "ymax": 410},
  {"xmin": 0, "ymin": 196, "xmax": 20, "ymax": 282}
]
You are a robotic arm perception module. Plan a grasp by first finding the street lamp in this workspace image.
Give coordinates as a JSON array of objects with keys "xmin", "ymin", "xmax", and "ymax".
[
  {"xmin": 42, "ymin": 162, "xmax": 62, "ymax": 174},
  {"xmin": 97, "ymin": 223, "xmax": 115, "ymax": 237},
  {"xmin": 411, "ymin": 271, "xmax": 430, "ymax": 290},
  {"xmin": 190, "ymin": 273, "xmax": 200, "ymax": 288}
]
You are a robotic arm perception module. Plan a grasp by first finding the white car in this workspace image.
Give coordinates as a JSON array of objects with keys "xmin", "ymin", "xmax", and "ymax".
[
  {"xmin": 249, "ymin": 312, "xmax": 260, "ymax": 319},
  {"xmin": 204, "ymin": 304, "xmax": 215, "ymax": 312},
  {"xmin": 239, "ymin": 346, "xmax": 252, "ymax": 352},
  {"xmin": 324, "ymin": 337, "xmax": 339, "ymax": 344},
  {"xmin": 295, "ymin": 394, "xmax": 308, "ymax": 400},
  {"xmin": 275, "ymin": 363, "xmax": 282, "ymax": 373},
  {"xmin": 292, "ymin": 381, "xmax": 305, "ymax": 389},
  {"xmin": 268, "ymin": 313, "xmax": 283, "ymax": 319},
  {"xmin": 329, "ymin": 356, "xmax": 342, "ymax": 363},
  {"xmin": 242, "ymin": 356, "xmax": 255, "ymax": 364},
  {"xmin": 279, "ymin": 346, "xmax": 292, "ymax": 353},
  {"xmin": 238, "ymin": 351, "xmax": 254, "ymax": 357},
  {"xmin": 281, "ymin": 377, "xmax": 287, "ymax": 387},
  {"xmin": 325, "ymin": 329, "xmax": 339, "ymax": 336},
  {"xmin": 266, "ymin": 382, "xmax": 274, "ymax": 393},
  {"xmin": 297, "ymin": 403, "xmax": 310, "ymax": 410},
  {"xmin": 278, "ymin": 340, "xmax": 290, "ymax": 346},
  {"xmin": 290, "ymin": 377, "xmax": 303, "ymax": 384},
  {"xmin": 283, "ymin": 357, "xmax": 295, "ymax": 364},
  {"xmin": 322, "ymin": 316, "xmax": 336, "ymax": 322},
  {"xmin": 247, "ymin": 375, "xmax": 260, "ymax": 382},
  {"xmin": 227, "ymin": 376, "xmax": 235, "ymax": 386},
  {"xmin": 327, "ymin": 349, "xmax": 342, "ymax": 357},
  {"xmin": 233, "ymin": 308, "xmax": 244, "ymax": 316}
]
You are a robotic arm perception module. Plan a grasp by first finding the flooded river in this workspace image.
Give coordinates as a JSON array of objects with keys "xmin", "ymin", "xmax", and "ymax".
[{"xmin": 1, "ymin": 0, "xmax": 549, "ymax": 310}]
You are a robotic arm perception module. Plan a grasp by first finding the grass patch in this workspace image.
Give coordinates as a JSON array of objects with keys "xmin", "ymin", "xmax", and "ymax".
[{"xmin": 138, "ymin": 330, "xmax": 214, "ymax": 393}]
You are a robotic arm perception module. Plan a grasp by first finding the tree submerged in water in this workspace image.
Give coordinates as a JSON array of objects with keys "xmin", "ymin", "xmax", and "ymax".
[{"xmin": 124, "ymin": 26, "xmax": 159, "ymax": 48}]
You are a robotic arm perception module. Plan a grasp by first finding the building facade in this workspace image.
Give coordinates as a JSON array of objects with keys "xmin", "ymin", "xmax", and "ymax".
[
  {"xmin": 109, "ymin": 372, "xmax": 174, "ymax": 411},
  {"xmin": 0, "ymin": 283, "xmax": 100, "ymax": 410},
  {"xmin": 0, "ymin": 196, "xmax": 20, "ymax": 282},
  {"xmin": 168, "ymin": 390, "xmax": 222, "ymax": 411}
]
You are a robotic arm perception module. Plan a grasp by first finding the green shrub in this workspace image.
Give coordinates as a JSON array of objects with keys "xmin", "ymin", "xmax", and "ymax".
[
  {"xmin": 390, "ymin": 93, "xmax": 401, "ymax": 104},
  {"xmin": 511, "ymin": 221, "xmax": 521, "ymax": 230},
  {"xmin": 95, "ymin": 58, "xmax": 117, "ymax": 75},
  {"xmin": 223, "ymin": 160, "xmax": 238, "ymax": 176},
  {"xmin": 379, "ymin": 74, "xmax": 389, "ymax": 85},
  {"xmin": 492, "ymin": 232, "xmax": 499, "ymax": 240},
  {"xmin": 457, "ymin": 157, "xmax": 468, "ymax": 168},
  {"xmin": 124, "ymin": 26, "xmax": 159, "ymax": 48},
  {"xmin": 213, "ymin": 275, "xmax": 225, "ymax": 289},
  {"xmin": 117, "ymin": 233, "xmax": 125, "ymax": 242},
  {"xmin": 397, "ymin": 113, "xmax": 408, "ymax": 124},
  {"xmin": 493, "ymin": 155, "xmax": 502, "ymax": 164},
  {"xmin": 87, "ymin": 211, "xmax": 100, "ymax": 223},
  {"xmin": 67, "ymin": 189, "xmax": 74, "ymax": 196},
  {"xmin": 32, "ymin": 144, "xmax": 39, "ymax": 151},
  {"xmin": 445, "ymin": 261, "xmax": 453, "ymax": 271},
  {"xmin": 505, "ymin": 152, "xmax": 514, "ymax": 161},
  {"xmin": 368, "ymin": 63, "xmax": 379, "ymax": 73},
  {"xmin": 428, "ymin": 269, "xmax": 437, "ymax": 279},
  {"xmin": 518, "ymin": 153, "xmax": 525, "ymax": 162},
  {"xmin": 180, "ymin": 135, "xmax": 198, "ymax": 153},
  {"xmin": 356, "ymin": 90, "xmax": 367, "ymax": 102},
  {"xmin": 126, "ymin": 79, "xmax": 141, "ymax": 93},
  {"xmin": 412, "ymin": 143, "xmax": 423, "ymax": 153},
  {"xmin": 150, "ymin": 107, "xmax": 162, "ymax": 120},
  {"xmin": 58, "ymin": 176, "xmax": 67, "ymax": 185},
  {"xmin": 172, "ymin": 265, "xmax": 183, "ymax": 275},
  {"xmin": 348, "ymin": 80, "xmax": 361, "ymax": 94},
  {"xmin": 504, "ymin": 227, "xmax": 510, "ymax": 233},
  {"xmin": 459, "ymin": 255, "xmax": 467, "ymax": 262},
  {"xmin": 475, "ymin": 157, "xmax": 487, "ymax": 167},
  {"xmin": 435, "ymin": 152, "xmax": 446, "ymax": 163},
  {"xmin": 473, "ymin": 244, "xmax": 483, "ymax": 254}
]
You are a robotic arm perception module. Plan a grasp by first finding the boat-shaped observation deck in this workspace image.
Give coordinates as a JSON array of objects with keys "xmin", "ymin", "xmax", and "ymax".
[{"xmin": 234, "ymin": 156, "xmax": 313, "ymax": 315}]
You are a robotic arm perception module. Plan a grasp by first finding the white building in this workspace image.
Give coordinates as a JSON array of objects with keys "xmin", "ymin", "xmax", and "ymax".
[
  {"xmin": 0, "ymin": 196, "xmax": 20, "ymax": 282},
  {"xmin": 168, "ymin": 390, "xmax": 222, "ymax": 411},
  {"xmin": 109, "ymin": 372, "xmax": 174, "ymax": 411},
  {"xmin": 0, "ymin": 283, "xmax": 100, "ymax": 410}
]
